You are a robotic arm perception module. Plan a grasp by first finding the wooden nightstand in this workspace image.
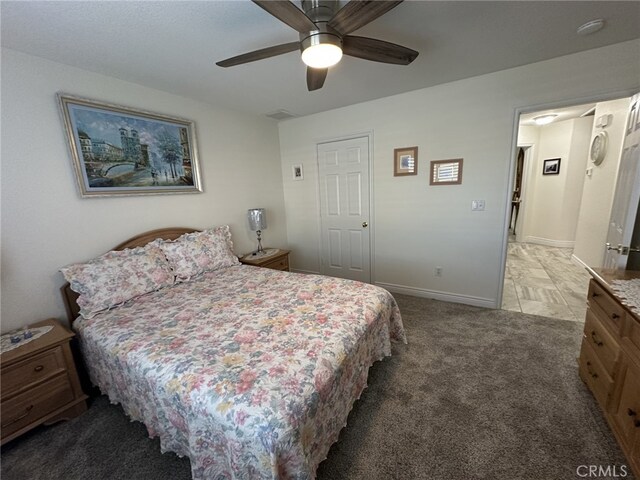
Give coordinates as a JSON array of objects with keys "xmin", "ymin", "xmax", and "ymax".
[
  {"xmin": 240, "ymin": 249, "xmax": 290, "ymax": 272},
  {"xmin": 1, "ymin": 319, "xmax": 88, "ymax": 445}
]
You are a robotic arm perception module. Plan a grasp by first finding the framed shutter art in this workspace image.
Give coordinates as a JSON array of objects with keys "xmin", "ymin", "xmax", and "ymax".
[
  {"xmin": 430, "ymin": 158, "xmax": 463, "ymax": 185},
  {"xmin": 58, "ymin": 93, "xmax": 202, "ymax": 197}
]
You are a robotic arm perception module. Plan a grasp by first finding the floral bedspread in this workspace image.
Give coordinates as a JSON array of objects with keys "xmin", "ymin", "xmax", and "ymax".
[{"xmin": 74, "ymin": 265, "xmax": 405, "ymax": 480}]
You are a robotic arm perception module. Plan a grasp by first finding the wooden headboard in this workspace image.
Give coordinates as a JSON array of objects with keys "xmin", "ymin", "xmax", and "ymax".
[{"xmin": 61, "ymin": 227, "xmax": 197, "ymax": 324}]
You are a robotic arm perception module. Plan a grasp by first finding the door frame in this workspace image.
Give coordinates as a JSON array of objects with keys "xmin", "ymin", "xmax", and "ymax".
[
  {"xmin": 498, "ymin": 89, "xmax": 637, "ymax": 308},
  {"xmin": 314, "ymin": 130, "xmax": 374, "ymax": 283}
]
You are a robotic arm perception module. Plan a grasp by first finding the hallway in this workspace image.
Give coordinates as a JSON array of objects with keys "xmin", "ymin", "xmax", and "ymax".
[{"xmin": 501, "ymin": 242, "xmax": 592, "ymax": 322}]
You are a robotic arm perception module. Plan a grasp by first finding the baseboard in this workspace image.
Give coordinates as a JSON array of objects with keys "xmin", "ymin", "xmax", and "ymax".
[
  {"xmin": 375, "ymin": 281, "xmax": 496, "ymax": 309},
  {"xmin": 523, "ymin": 236, "xmax": 575, "ymax": 248}
]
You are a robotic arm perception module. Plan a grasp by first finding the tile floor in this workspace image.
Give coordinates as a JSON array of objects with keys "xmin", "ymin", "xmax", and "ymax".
[{"xmin": 501, "ymin": 241, "xmax": 592, "ymax": 322}]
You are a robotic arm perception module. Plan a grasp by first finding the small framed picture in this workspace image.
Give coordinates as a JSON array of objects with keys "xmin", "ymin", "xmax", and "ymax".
[
  {"xmin": 393, "ymin": 146, "xmax": 418, "ymax": 176},
  {"xmin": 430, "ymin": 158, "xmax": 463, "ymax": 185},
  {"xmin": 542, "ymin": 158, "xmax": 561, "ymax": 175},
  {"xmin": 292, "ymin": 164, "xmax": 304, "ymax": 181}
]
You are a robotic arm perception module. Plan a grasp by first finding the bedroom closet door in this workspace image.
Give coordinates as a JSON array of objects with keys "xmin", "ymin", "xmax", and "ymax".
[{"xmin": 317, "ymin": 136, "xmax": 371, "ymax": 283}]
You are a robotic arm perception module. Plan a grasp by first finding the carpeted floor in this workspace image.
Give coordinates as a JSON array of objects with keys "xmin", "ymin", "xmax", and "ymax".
[{"xmin": 1, "ymin": 294, "xmax": 633, "ymax": 480}]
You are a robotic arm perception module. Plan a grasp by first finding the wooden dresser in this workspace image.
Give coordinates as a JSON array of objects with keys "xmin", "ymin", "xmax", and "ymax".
[
  {"xmin": 579, "ymin": 268, "xmax": 640, "ymax": 476},
  {"xmin": 1, "ymin": 319, "xmax": 87, "ymax": 445},
  {"xmin": 240, "ymin": 249, "xmax": 290, "ymax": 271}
]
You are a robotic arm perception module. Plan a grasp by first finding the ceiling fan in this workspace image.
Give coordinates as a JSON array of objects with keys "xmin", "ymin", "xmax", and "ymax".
[{"xmin": 216, "ymin": 0, "xmax": 419, "ymax": 91}]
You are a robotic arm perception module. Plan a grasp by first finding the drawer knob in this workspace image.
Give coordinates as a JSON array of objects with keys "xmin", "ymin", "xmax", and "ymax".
[
  {"xmin": 635, "ymin": 420, "xmax": 640, "ymax": 428},
  {"xmin": 590, "ymin": 331, "xmax": 603, "ymax": 347},
  {"xmin": 585, "ymin": 361, "xmax": 598, "ymax": 379},
  {"xmin": 1, "ymin": 404, "xmax": 34, "ymax": 428},
  {"xmin": 34, "ymin": 365, "xmax": 44, "ymax": 372},
  {"xmin": 628, "ymin": 408, "xmax": 637, "ymax": 417},
  {"xmin": 611, "ymin": 313, "xmax": 620, "ymax": 320},
  {"xmin": 591, "ymin": 292, "xmax": 600, "ymax": 298}
]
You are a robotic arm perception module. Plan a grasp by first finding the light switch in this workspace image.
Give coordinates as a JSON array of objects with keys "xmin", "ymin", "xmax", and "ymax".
[{"xmin": 471, "ymin": 200, "xmax": 486, "ymax": 211}]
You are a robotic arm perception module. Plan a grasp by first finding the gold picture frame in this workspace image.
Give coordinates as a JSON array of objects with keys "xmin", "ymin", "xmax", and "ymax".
[
  {"xmin": 393, "ymin": 146, "xmax": 418, "ymax": 176},
  {"xmin": 58, "ymin": 93, "xmax": 202, "ymax": 197}
]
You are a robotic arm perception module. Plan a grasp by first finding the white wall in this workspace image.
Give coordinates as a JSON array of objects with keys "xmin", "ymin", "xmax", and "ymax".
[
  {"xmin": 278, "ymin": 40, "xmax": 640, "ymax": 308},
  {"xmin": 573, "ymin": 97, "xmax": 632, "ymax": 267},
  {"xmin": 520, "ymin": 117, "xmax": 592, "ymax": 246},
  {"xmin": 1, "ymin": 48, "xmax": 286, "ymax": 332}
]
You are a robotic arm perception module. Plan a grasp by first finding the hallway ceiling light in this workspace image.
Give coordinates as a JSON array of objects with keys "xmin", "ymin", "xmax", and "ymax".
[
  {"xmin": 576, "ymin": 19, "xmax": 605, "ymax": 36},
  {"xmin": 534, "ymin": 114, "xmax": 558, "ymax": 126}
]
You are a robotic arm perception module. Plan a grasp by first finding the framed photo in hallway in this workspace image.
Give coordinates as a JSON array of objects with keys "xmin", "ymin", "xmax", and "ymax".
[
  {"xmin": 542, "ymin": 158, "xmax": 561, "ymax": 175},
  {"xmin": 57, "ymin": 93, "xmax": 202, "ymax": 197}
]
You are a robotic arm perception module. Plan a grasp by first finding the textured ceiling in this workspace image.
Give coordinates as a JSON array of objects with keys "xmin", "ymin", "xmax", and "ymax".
[{"xmin": 2, "ymin": 1, "xmax": 639, "ymax": 118}]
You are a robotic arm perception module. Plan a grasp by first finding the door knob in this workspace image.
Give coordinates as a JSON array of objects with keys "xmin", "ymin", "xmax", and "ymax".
[
  {"xmin": 362, "ymin": 222, "xmax": 368, "ymax": 228},
  {"xmin": 606, "ymin": 243, "xmax": 640, "ymax": 255}
]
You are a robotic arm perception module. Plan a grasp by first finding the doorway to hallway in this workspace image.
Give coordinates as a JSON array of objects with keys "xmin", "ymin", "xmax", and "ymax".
[{"xmin": 501, "ymin": 242, "xmax": 591, "ymax": 321}]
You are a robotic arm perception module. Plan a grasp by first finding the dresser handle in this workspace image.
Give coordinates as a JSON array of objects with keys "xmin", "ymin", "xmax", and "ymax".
[
  {"xmin": 635, "ymin": 420, "xmax": 640, "ymax": 428},
  {"xmin": 586, "ymin": 361, "xmax": 598, "ymax": 379},
  {"xmin": 628, "ymin": 408, "xmax": 637, "ymax": 417},
  {"xmin": 1, "ymin": 405, "xmax": 34, "ymax": 428},
  {"xmin": 33, "ymin": 365, "xmax": 44, "ymax": 372},
  {"xmin": 590, "ymin": 331, "xmax": 603, "ymax": 347},
  {"xmin": 611, "ymin": 313, "xmax": 620, "ymax": 320},
  {"xmin": 591, "ymin": 292, "xmax": 600, "ymax": 298}
]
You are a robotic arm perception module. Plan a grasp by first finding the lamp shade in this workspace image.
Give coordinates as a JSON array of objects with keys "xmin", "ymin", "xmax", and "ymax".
[{"xmin": 247, "ymin": 208, "xmax": 267, "ymax": 231}]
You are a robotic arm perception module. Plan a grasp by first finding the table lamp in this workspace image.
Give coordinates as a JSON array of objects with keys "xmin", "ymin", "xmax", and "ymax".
[{"xmin": 247, "ymin": 208, "xmax": 267, "ymax": 254}]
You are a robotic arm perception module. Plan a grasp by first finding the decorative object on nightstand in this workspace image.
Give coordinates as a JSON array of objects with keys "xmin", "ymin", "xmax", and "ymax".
[
  {"xmin": 240, "ymin": 249, "xmax": 291, "ymax": 272},
  {"xmin": 247, "ymin": 208, "xmax": 267, "ymax": 255},
  {"xmin": 1, "ymin": 319, "xmax": 88, "ymax": 445}
]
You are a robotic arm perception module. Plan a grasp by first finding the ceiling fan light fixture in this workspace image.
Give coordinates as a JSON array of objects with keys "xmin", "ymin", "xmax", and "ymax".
[{"xmin": 301, "ymin": 32, "xmax": 343, "ymax": 69}]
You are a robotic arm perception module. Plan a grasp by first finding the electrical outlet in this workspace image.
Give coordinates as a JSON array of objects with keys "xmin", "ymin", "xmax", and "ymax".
[{"xmin": 435, "ymin": 266, "xmax": 443, "ymax": 277}]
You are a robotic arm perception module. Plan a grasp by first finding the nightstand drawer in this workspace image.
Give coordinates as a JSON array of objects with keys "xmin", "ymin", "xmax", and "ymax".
[
  {"xmin": 579, "ymin": 339, "xmax": 614, "ymax": 411},
  {"xmin": 583, "ymin": 308, "xmax": 620, "ymax": 377},
  {"xmin": 1, "ymin": 374, "xmax": 74, "ymax": 439},
  {"xmin": 1, "ymin": 346, "xmax": 67, "ymax": 398},
  {"xmin": 263, "ymin": 256, "xmax": 289, "ymax": 271},
  {"xmin": 588, "ymin": 280, "xmax": 625, "ymax": 335}
]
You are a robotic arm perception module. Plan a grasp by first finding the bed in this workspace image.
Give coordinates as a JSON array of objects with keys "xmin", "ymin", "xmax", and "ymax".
[{"xmin": 61, "ymin": 227, "xmax": 406, "ymax": 480}]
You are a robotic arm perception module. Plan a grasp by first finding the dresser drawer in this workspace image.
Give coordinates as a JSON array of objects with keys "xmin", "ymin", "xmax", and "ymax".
[
  {"xmin": 1, "ymin": 346, "xmax": 67, "ymax": 398},
  {"xmin": 583, "ymin": 308, "xmax": 620, "ymax": 377},
  {"xmin": 625, "ymin": 315, "xmax": 640, "ymax": 354},
  {"xmin": 588, "ymin": 280, "xmax": 625, "ymax": 335},
  {"xmin": 263, "ymin": 255, "xmax": 289, "ymax": 271},
  {"xmin": 1, "ymin": 374, "xmax": 74, "ymax": 439},
  {"xmin": 579, "ymin": 339, "xmax": 614, "ymax": 411}
]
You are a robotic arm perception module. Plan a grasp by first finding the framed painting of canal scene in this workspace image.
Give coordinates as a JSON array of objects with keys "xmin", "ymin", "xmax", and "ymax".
[{"xmin": 57, "ymin": 93, "xmax": 202, "ymax": 197}]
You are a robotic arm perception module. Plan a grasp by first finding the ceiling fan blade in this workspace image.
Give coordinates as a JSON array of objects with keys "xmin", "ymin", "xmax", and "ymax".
[
  {"xmin": 343, "ymin": 36, "xmax": 418, "ymax": 65},
  {"xmin": 307, "ymin": 67, "xmax": 328, "ymax": 91},
  {"xmin": 328, "ymin": 0, "xmax": 403, "ymax": 35},
  {"xmin": 252, "ymin": 0, "xmax": 317, "ymax": 33},
  {"xmin": 216, "ymin": 42, "xmax": 300, "ymax": 67}
]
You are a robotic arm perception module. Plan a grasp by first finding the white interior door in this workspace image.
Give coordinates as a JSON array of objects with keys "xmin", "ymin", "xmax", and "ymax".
[
  {"xmin": 604, "ymin": 93, "xmax": 640, "ymax": 270},
  {"xmin": 317, "ymin": 136, "xmax": 371, "ymax": 282}
]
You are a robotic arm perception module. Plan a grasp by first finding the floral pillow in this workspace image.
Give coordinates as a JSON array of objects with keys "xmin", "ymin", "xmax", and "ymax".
[
  {"xmin": 60, "ymin": 244, "xmax": 174, "ymax": 319},
  {"xmin": 156, "ymin": 225, "xmax": 240, "ymax": 282}
]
